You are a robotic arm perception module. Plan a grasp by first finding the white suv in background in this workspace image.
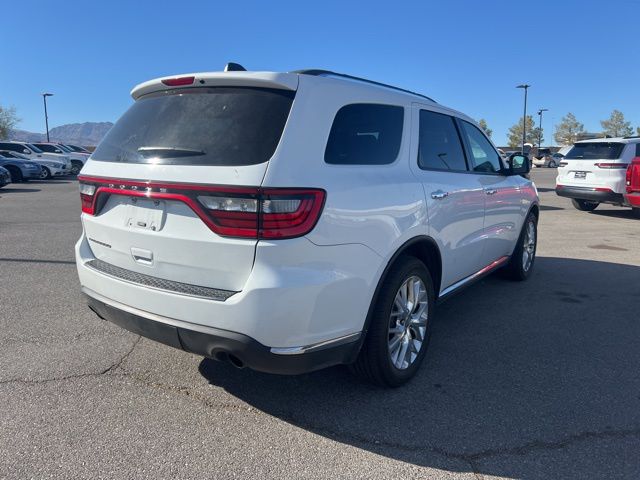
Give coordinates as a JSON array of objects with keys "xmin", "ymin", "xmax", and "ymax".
[
  {"xmin": 76, "ymin": 66, "xmax": 539, "ymax": 386},
  {"xmin": 555, "ymin": 137, "xmax": 640, "ymax": 212},
  {"xmin": 32, "ymin": 143, "xmax": 89, "ymax": 174}
]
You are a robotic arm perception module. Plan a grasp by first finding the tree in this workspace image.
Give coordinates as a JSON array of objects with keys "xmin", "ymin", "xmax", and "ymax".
[
  {"xmin": 478, "ymin": 119, "xmax": 492, "ymax": 138},
  {"xmin": 636, "ymin": 126, "xmax": 640, "ymax": 136},
  {"xmin": 0, "ymin": 105, "xmax": 19, "ymax": 140},
  {"xmin": 507, "ymin": 115, "xmax": 540, "ymax": 148},
  {"xmin": 554, "ymin": 113, "xmax": 585, "ymax": 146},
  {"xmin": 600, "ymin": 110, "xmax": 633, "ymax": 137}
]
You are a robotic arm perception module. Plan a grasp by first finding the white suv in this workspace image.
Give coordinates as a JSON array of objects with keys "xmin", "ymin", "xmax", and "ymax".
[
  {"xmin": 76, "ymin": 66, "xmax": 539, "ymax": 386},
  {"xmin": 555, "ymin": 137, "xmax": 640, "ymax": 212},
  {"xmin": 32, "ymin": 143, "xmax": 89, "ymax": 174}
]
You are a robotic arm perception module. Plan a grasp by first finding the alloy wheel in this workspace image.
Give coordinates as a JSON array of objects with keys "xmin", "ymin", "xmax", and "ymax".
[
  {"xmin": 388, "ymin": 276, "xmax": 428, "ymax": 370},
  {"xmin": 522, "ymin": 220, "xmax": 536, "ymax": 271}
]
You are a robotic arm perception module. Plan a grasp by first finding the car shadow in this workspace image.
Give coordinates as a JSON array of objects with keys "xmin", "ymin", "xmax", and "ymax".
[
  {"xmin": 589, "ymin": 209, "xmax": 639, "ymax": 220},
  {"xmin": 27, "ymin": 179, "xmax": 73, "ymax": 185},
  {"xmin": 536, "ymin": 187, "xmax": 556, "ymax": 192},
  {"xmin": 198, "ymin": 257, "xmax": 640, "ymax": 478},
  {"xmin": 0, "ymin": 187, "xmax": 41, "ymax": 193},
  {"xmin": 539, "ymin": 204, "xmax": 563, "ymax": 211}
]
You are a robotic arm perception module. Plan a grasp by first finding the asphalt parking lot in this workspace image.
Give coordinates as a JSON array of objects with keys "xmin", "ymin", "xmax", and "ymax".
[{"xmin": 1, "ymin": 169, "xmax": 638, "ymax": 479}]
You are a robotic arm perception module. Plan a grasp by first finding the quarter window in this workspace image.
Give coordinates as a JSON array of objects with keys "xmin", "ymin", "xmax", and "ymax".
[
  {"xmin": 417, "ymin": 110, "xmax": 467, "ymax": 171},
  {"xmin": 460, "ymin": 121, "xmax": 503, "ymax": 173},
  {"xmin": 325, "ymin": 104, "xmax": 404, "ymax": 165}
]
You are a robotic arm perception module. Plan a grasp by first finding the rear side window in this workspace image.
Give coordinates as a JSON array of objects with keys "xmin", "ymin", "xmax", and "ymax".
[
  {"xmin": 91, "ymin": 87, "xmax": 295, "ymax": 166},
  {"xmin": 635, "ymin": 143, "xmax": 640, "ymax": 157},
  {"xmin": 34, "ymin": 144, "xmax": 60, "ymax": 153},
  {"xmin": 325, "ymin": 104, "xmax": 403, "ymax": 165},
  {"xmin": 459, "ymin": 121, "xmax": 503, "ymax": 173},
  {"xmin": 418, "ymin": 110, "xmax": 467, "ymax": 171},
  {"xmin": 565, "ymin": 142, "xmax": 625, "ymax": 160},
  {"xmin": 0, "ymin": 143, "xmax": 22, "ymax": 153}
]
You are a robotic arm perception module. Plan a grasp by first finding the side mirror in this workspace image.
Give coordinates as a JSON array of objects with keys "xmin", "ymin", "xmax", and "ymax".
[{"xmin": 507, "ymin": 153, "xmax": 530, "ymax": 176}]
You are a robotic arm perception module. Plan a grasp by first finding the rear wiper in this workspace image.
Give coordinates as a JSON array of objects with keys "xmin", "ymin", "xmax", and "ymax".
[{"xmin": 137, "ymin": 146, "xmax": 205, "ymax": 158}]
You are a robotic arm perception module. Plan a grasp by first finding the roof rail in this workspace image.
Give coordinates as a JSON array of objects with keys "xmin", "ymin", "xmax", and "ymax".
[
  {"xmin": 623, "ymin": 135, "xmax": 640, "ymax": 139},
  {"xmin": 293, "ymin": 69, "xmax": 436, "ymax": 103}
]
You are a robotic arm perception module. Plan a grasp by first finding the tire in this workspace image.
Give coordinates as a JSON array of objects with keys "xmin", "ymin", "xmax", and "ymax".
[
  {"xmin": 632, "ymin": 208, "xmax": 640, "ymax": 219},
  {"xmin": 548, "ymin": 161, "xmax": 557, "ymax": 168},
  {"xmin": 571, "ymin": 199, "xmax": 599, "ymax": 211},
  {"xmin": 70, "ymin": 161, "xmax": 83, "ymax": 175},
  {"xmin": 502, "ymin": 211, "xmax": 537, "ymax": 281},
  {"xmin": 40, "ymin": 167, "xmax": 51, "ymax": 180},
  {"xmin": 6, "ymin": 166, "xmax": 23, "ymax": 183},
  {"xmin": 351, "ymin": 256, "xmax": 435, "ymax": 387}
]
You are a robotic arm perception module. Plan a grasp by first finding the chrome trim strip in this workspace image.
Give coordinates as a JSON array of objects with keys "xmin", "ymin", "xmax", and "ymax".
[
  {"xmin": 439, "ymin": 256, "xmax": 510, "ymax": 297},
  {"xmin": 82, "ymin": 286, "xmax": 236, "ymax": 337},
  {"xmin": 270, "ymin": 332, "xmax": 362, "ymax": 356}
]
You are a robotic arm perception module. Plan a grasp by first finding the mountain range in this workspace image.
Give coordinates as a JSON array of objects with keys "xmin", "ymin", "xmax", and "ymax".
[{"xmin": 10, "ymin": 122, "xmax": 113, "ymax": 146}]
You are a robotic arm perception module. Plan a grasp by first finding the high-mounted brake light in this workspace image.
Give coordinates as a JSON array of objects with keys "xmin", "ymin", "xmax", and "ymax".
[
  {"xmin": 77, "ymin": 176, "xmax": 326, "ymax": 240},
  {"xmin": 161, "ymin": 76, "xmax": 195, "ymax": 87}
]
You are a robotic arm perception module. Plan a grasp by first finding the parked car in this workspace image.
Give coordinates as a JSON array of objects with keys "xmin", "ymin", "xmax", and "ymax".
[
  {"xmin": 532, "ymin": 152, "xmax": 559, "ymax": 168},
  {"xmin": 0, "ymin": 151, "xmax": 43, "ymax": 182},
  {"xmin": 0, "ymin": 166, "xmax": 11, "ymax": 187},
  {"xmin": 624, "ymin": 153, "xmax": 640, "ymax": 217},
  {"xmin": 32, "ymin": 142, "xmax": 88, "ymax": 174},
  {"xmin": 0, "ymin": 141, "xmax": 72, "ymax": 173},
  {"xmin": 76, "ymin": 66, "xmax": 538, "ymax": 387},
  {"xmin": 556, "ymin": 137, "xmax": 640, "ymax": 213}
]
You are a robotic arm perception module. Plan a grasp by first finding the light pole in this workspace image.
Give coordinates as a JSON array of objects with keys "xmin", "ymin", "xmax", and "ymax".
[
  {"xmin": 516, "ymin": 84, "xmax": 530, "ymax": 154},
  {"xmin": 537, "ymin": 108, "xmax": 548, "ymax": 149},
  {"xmin": 41, "ymin": 93, "xmax": 54, "ymax": 142}
]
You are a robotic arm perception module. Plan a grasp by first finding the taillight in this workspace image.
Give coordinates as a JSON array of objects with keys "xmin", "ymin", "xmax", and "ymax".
[
  {"xmin": 78, "ymin": 176, "xmax": 325, "ymax": 240},
  {"xmin": 260, "ymin": 189, "xmax": 325, "ymax": 239},
  {"xmin": 79, "ymin": 183, "xmax": 96, "ymax": 214},
  {"xmin": 161, "ymin": 76, "xmax": 195, "ymax": 86},
  {"xmin": 626, "ymin": 157, "xmax": 640, "ymax": 193},
  {"xmin": 594, "ymin": 162, "xmax": 628, "ymax": 169}
]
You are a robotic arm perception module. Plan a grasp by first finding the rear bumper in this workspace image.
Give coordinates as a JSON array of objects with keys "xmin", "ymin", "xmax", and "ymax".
[
  {"xmin": 84, "ymin": 288, "xmax": 360, "ymax": 375},
  {"xmin": 625, "ymin": 192, "xmax": 640, "ymax": 208},
  {"xmin": 556, "ymin": 185, "xmax": 625, "ymax": 204}
]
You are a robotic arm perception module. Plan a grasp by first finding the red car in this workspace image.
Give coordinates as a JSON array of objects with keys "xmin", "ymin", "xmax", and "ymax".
[{"xmin": 624, "ymin": 156, "xmax": 640, "ymax": 217}]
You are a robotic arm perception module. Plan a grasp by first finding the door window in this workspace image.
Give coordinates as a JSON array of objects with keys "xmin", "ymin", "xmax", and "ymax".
[
  {"xmin": 460, "ymin": 121, "xmax": 503, "ymax": 173},
  {"xmin": 417, "ymin": 110, "xmax": 467, "ymax": 171}
]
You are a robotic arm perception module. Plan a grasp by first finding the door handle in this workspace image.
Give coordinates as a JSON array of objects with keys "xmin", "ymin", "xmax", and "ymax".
[
  {"xmin": 431, "ymin": 190, "xmax": 449, "ymax": 200},
  {"xmin": 485, "ymin": 188, "xmax": 497, "ymax": 195}
]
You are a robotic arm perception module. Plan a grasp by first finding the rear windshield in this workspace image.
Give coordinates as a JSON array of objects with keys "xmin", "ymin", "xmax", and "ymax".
[
  {"xmin": 91, "ymin": 87, "xmax": 295, "ymax": 166},
  {"xmin": 565, "ymin": 142, "xmax": 625, "ymax": 160}
]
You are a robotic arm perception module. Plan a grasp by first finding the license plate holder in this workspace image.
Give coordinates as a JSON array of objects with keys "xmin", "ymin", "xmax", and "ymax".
[
  {"xmin": 573, "ymin": 171, "xmax": 587, "ymax": 179},
  {"xmin": 125, "ymin": 198, "xmax": 166, "ymax": 231}
]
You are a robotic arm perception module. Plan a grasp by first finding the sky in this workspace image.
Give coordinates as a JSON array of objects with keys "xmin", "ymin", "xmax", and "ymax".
[{"xmin": 2, "ymin": 0, "xmax": 639, "ymax": 146}]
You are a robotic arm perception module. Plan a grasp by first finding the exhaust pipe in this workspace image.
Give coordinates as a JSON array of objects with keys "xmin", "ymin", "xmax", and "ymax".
[
  {"xmin": 227, "ymin": 354, "xmax": 245, "ymax": 369},
  {"xmin": 213, "ymin": 351, "xmax": 245, "ymax": 369}
]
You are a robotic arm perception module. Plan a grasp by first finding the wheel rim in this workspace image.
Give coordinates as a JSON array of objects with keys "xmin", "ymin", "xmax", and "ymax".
[
  {"xmin": 388, "ymin": 276, "xmax": 428, "ymax": 370},
  {"xmin": 522, "ymin": 220, "xmax": 536, "ymax": 271},
  {"xmin": 40, "ymin": 169, "xmax": 48, "ymax": 179}
]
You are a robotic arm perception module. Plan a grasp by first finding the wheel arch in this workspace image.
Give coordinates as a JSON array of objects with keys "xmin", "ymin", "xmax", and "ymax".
[{"xmin": 353, "ymin": 236, "xmax": 443, "ymax": 356}]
